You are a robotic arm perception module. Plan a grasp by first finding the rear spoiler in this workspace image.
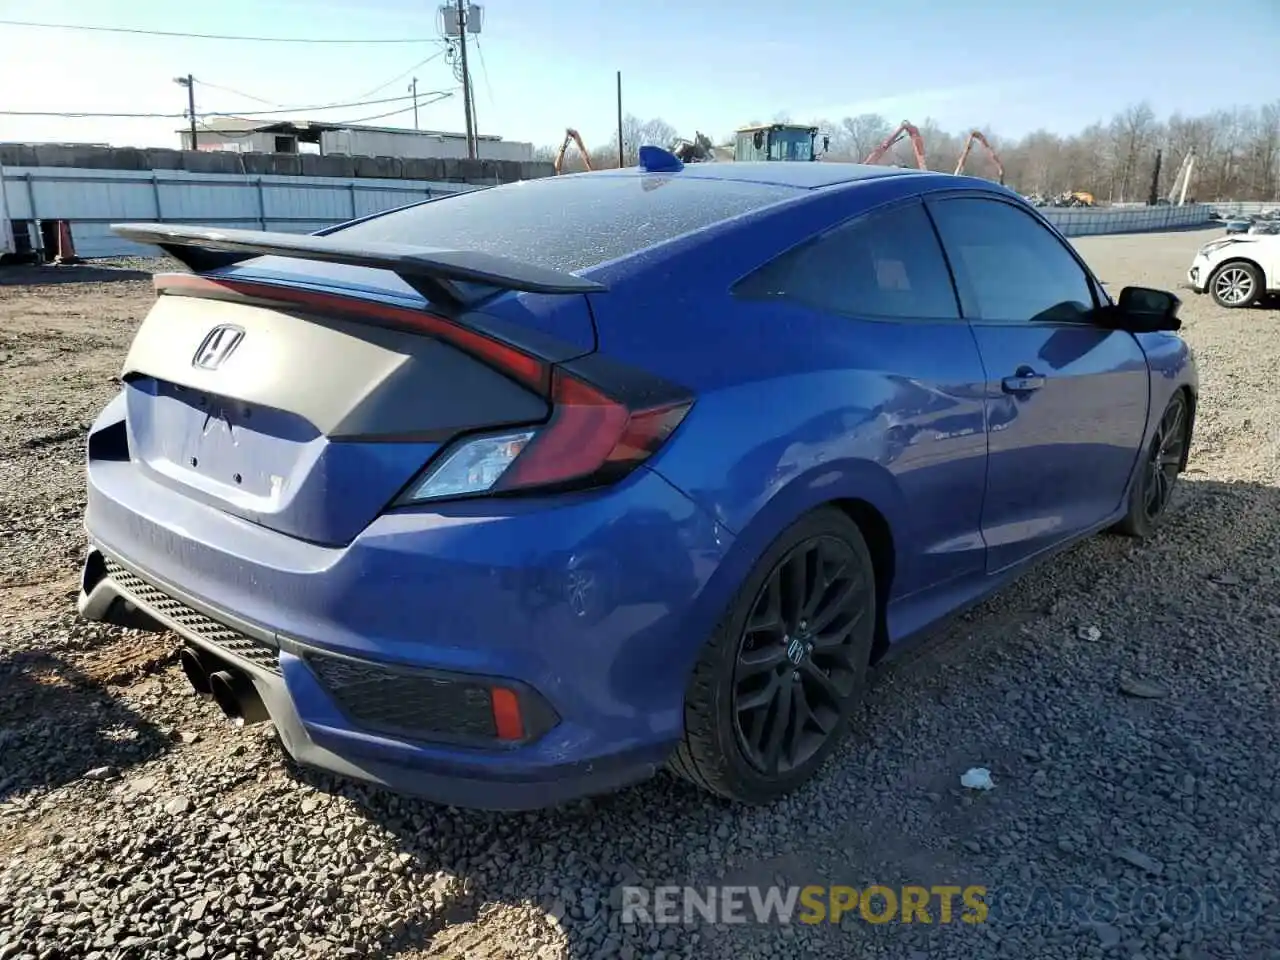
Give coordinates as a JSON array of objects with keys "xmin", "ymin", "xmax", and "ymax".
[{"xmin": 110, "ymin": 223, "xmax": 607, "ymax": 307}]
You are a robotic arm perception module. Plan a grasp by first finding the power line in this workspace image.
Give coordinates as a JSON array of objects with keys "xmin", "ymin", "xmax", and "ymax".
[
  {"xmin": 0, "ymin": 18, "xmax": 438, "ymax": 44},
  {"xmin": 357, "ymin": 49, "xmax": 448, "ymax": 100},
  {"xmin": 194, "ymin": 79, "xmax": 280, "ymax": 107},
  {"xmin": 334, "ymin": 92, "xmax": 455, "ymax": 126},
  {"xmin": 195, "ymin": 90, "xmax": 453, "ymax": 130},
  {"xmin": 474, "ymin": 37, "xmax": 496, "ymax": 109},
  {"xmin": 1, "ymin": 91, "xmax": 453, "ymax": 121},
  {"xmin": 205, "ymin": 92, "xmax": 430, "ymax": 117},
  {"xmin": 187, "ymin": 82, "xmax": 455, "ymax": 117},
  {"xmin": 0, "ymin": 109, "xmax": 191, "ymax": 119},
  {"xmin": 338, "ymin": 105, "xmax": 417, "ymax": 125}
]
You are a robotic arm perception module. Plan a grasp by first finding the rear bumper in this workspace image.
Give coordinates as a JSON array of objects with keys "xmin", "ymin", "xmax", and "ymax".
[
  {"xmin": 81, "ymin": 401, "xmax": 735, "ymax": 809},
  {"xmin": 81, "ymin": 552, "xmax": 666, "ymax": 809}
]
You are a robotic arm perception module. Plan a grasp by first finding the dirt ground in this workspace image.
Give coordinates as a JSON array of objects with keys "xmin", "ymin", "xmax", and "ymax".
[{"xmin": 1, "ymin": 232, "xmax": 1277, "ymax": 960}]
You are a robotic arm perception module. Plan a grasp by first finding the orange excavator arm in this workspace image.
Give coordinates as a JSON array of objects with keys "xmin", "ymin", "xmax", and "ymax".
[
  {"xmin": 954, "ymin": 130, "xmax": 1004, "ymax": 185},
  {"xmin": 864, "ymin": 120, "xmax": 927, "ymax": 170},
  {"xmin": 554, "ymin": 128, "xmax": 593, "ymax": 175}
]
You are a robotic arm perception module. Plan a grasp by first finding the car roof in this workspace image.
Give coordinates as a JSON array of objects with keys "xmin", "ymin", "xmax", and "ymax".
[
  {"xmin": 585, "ymin": 161, "xmax": 928, "ymax": 190},
  {"xmin": 735, "ymin": 123, "xmax": 816, "ymax": 133}
]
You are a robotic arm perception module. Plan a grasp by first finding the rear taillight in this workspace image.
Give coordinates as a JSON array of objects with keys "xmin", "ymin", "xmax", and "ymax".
[
  {"xmin": 400, "ymin": 430, "xmax": 536, "ymax": 503},
  {"xmin": 496, "ymin": 371, "xmax": 691, "ymax": 490},
  {"xmin": 400, "ymin": 373, "xmax": 692, "ymax": 503},
  {"xmin": 156, "ymin": 274, "xmax": 692, "ymax": 504}
]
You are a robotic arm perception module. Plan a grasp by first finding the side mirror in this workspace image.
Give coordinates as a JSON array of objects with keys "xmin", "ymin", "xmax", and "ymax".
[{"xmin": 1107, "ymin": 286, "xmax": 1182, "ymax": 332}]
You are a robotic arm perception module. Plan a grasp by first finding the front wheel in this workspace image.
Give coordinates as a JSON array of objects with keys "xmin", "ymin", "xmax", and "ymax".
[
  {"xmin": 1209, "ymin": 261, "xmax": 1262, "ymax": 308},
  {"xmin": 669, "ymin": 508, "xmax": 876, "ymax": 803},
  {"xmin": 1112, "ymin": 392, "xmax": 1190, "ymax": 538}
]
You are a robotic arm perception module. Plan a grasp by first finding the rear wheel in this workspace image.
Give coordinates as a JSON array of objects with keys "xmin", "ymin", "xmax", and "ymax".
[
  {"xmin": 669, "ymin": 508, "xmax": 876, "ymax": 802},
  {"xmin": 1112, "ymin": 391, "xmax": 1190, "ymax": 538},
  {"xmin": 1209, "ymin": 261, "xmax": 1262, "ymax": 308}
]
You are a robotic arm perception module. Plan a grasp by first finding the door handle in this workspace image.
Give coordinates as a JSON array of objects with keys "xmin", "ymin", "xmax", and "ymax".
[{"xmin": 1001, "ymin": 366, "xmax": 1045, "ymax": 394}]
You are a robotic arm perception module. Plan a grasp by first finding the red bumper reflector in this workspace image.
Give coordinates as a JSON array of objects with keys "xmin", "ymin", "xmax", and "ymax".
[{"xmin": 491, "ymin": 686, "xmax": 525, "ymax": 741}]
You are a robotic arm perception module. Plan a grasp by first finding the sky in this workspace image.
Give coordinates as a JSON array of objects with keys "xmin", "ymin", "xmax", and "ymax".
[{"xmin": 1, "ymin": 0, "xmax": 1277, "ymax": 152}]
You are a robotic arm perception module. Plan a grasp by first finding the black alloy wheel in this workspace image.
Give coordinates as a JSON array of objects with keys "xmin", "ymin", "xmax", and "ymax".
[
  {"xmin": 1112, "ymin": 391, "xmax": 1191, "ymax": 539},
  {"xmin": 732, "ymin": 535, "xmax": 865, "ymax": 776},
  {"xmin": 1143, "ymin": 392, "xmax": 1189, "ymax": 522},
  {"xmin": 669, "ymin": 508, "xmax": 877, "ymax": 803}
]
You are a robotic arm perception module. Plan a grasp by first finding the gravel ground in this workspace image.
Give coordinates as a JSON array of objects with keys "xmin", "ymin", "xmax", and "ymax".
[{"xmin": 1, "ymin": 231, "xmax": 1278, "ymax": 960}]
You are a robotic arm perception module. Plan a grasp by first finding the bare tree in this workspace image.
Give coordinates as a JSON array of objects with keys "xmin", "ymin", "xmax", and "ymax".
[
  {"xmin": 834, "ymin": 114, "xmax": 892, "ymax": 162},
  {"xmin": 1247, "ymin": 102, "xmax": 1279, "ymax": 199},
  {"xmin": 1106, "ymin": 102, "xmax": 1158, "ymax": 202},
  {"xmin": 613, "ymin": 114, "xmax": 679, "ymax": 166},
  {"xmin": 533, "ymin": 102, "xmax": 1280, "ymax": 201}
]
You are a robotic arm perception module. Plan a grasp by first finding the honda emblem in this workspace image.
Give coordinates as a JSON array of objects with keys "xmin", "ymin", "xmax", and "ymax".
[{"xmin": 192, "ymin": 325, "xmax": 245, "ymax": 371}]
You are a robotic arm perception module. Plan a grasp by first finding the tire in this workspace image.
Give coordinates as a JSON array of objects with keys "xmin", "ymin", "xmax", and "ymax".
[
  {"xmin": 1208, "ymin": 260, "xmax": 1262, "ymax": 308},
  {"xmin": 1112, "ymin": 391, "xmax": 1190, "ymax": 538},
  {"xmin": 669, "ymin": 507, "xmax": 877, "ymax": 803}
]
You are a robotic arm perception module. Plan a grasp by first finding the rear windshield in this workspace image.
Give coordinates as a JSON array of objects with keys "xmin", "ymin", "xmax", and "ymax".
[{"xmin": 331, "ymin": 175, "xmax": 799, "ymax": 273}]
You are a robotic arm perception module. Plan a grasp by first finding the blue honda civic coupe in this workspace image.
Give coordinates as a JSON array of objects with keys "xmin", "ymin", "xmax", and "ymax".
[{"xmin": 79, "ymin": 150, "xmax": 1197, "ymax": 809}]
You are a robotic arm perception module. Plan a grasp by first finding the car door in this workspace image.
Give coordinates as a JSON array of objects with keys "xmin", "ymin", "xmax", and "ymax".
[
  {"xmin": 732, "ymin": 198, "xmax": 991, "ymax": 618},
  {"xmin": 926, "ymin": 194, "xmax": 1150, "ymax": 573}
]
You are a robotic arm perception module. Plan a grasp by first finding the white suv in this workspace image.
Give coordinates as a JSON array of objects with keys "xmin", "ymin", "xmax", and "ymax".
[{"xmin": 1186, "ymin": 234, "xmax": 1278, "ymax": 308}]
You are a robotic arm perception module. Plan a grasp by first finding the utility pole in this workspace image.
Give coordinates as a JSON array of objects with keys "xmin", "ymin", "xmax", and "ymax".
[
  {"xmin": 409, "ymin": 77, "xmax": 419, "ymax": 130},
  {"xmin": 616, "ymin": 71, "xmax": 624, "ymax": 168},
  {"xmin": 174, "ymin": 74, "xmax": 197, "ymax": 149},
  {"xmin": 456, "ymin": 0, "xmax": 476, "ymax": 158},
  {"xmin": 468, "ymin": 80, "xmax": 480, "ymax": 158}
]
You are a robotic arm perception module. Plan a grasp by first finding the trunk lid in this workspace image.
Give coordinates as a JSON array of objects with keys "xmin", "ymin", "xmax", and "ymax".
[{"xmin": 120, "ymin": 289, "xmax": 563, "ymax": 546}]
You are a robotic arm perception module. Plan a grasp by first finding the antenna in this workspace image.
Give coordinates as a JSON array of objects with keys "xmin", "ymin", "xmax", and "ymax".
[{"xmin": 638, "ymin": 145, "xmax": 683, "ymax": 174}]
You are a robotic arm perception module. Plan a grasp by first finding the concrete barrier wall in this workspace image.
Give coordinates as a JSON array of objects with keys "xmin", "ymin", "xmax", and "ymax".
[
  {"xmin": 0, "ymin": 143, "xmax": 554, "ymax": 185},
  {"xmin": 1039, "ymin": 203, "xmax": 1214, "ymax": 237},
  {"xmin": 1, "ymin": 167, "xmax": 489, "ymax": 258}
]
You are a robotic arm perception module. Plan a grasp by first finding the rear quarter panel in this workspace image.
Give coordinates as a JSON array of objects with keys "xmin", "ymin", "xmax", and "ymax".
[
  {"xmin": 641, "ymin": 318, "xmax": 990, "ymax": 610},
  {"xmin": 584, "ymin": 174, "xmax": 995, "ymax": 616},
  {"xmin": 1138, "ymin": 331, "xmax": 1198, "ymax": 456}
]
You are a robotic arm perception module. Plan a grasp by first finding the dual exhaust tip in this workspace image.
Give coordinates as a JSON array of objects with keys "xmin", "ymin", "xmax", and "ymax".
[{"xmin": 179, "ymin": 647, "xmax": 270, "ymax": 726}]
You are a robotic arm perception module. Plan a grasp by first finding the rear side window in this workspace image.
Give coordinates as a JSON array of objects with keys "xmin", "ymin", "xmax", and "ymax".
[
  {"xmin": 331, "ymin": 176, "xmax": 799, "ymax": 273},
  {"xmin": 736, "ymin": 201, "xmax": 960, "ymax": 320}
]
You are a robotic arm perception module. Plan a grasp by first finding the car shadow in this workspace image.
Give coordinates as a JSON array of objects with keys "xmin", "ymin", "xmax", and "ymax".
[
  {"xmin": 0, "ymin": 647, "xmax": 174, "ymax": 802},
  {"xmin": 0, "ymin": 264, "xmax": 153, "ymax": 287},
  {"xmin": 1190, "ymin": 293, "xmax": 1280, "ymax": 312},
  {"xmin": 1147, "ymin": 222, "xmax": 1222, "ymax": 235},
  {"xmin": 278, "ymin": 475, "xmax": 1279, "ymax": 958}
]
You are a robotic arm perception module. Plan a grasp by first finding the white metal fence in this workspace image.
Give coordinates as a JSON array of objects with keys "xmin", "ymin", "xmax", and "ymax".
[
  {"xmin": 0, "ymin": 166, "xmax": 483, "ymax": 258},
  {"xmin": 1208, "ymin": 201, "xmax": 1280, "ymax": 218},
  {"xmin": 1038, "ymin": 203, "xmax": 1213, "ymax": 236},
  {"xmin": 2, "ymin": 163, "xmax": 1221, "ymax": 259}
]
